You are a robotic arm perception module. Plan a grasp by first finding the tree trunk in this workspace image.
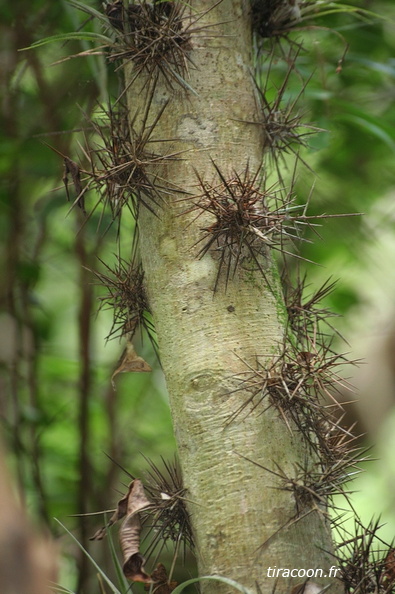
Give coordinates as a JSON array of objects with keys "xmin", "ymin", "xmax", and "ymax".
[{"xmin": 125, "ymin": 1, "xmax": 342, "ymax": 592}]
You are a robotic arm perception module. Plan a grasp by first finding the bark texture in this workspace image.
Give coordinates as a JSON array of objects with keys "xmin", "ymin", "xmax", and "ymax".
[{"xmin": 125, "ymin": 1, "xmax": 342, "ymax": 592}]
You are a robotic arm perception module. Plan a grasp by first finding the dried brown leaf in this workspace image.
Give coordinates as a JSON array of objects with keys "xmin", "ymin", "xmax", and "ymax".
[
  {"xmin": 144, "ymin": 563, "xmax": 178, "ymax": 593},
  {"xmin": 123, "ymin": 551, "xmax": 151, "ymax": 583},
  {"xmin": 112, "ymin": 341, "xmax": 151, "ymax": 387},
  {"xmin": 120, "ymin": 479, "xmax": 152, "ymax": 583},
  {"xmin": 90, "ymin": 478, "xmax": 151, "ymax": 541},
  {"xmin": 91, "ymin": 480, "xmax": 152, "ymax": 581}
]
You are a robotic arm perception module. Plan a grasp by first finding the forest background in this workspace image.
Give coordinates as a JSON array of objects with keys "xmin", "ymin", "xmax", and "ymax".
[{"xmin": 1, "ymin": 0, "xmax": 395, "ymax": 592}]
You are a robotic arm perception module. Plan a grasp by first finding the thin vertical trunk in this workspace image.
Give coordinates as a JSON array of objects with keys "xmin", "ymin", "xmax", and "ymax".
[{"xmin": 75, "ymin": 219, "xmax": 94, "ymax": 593}]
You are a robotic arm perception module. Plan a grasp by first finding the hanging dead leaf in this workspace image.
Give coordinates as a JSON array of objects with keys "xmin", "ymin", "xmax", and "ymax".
[
  {"xmin": 90, "ymin": 478, "xmax": 151, "ymax": 541},
  {"xmin": 123, "ymin": 551, "xmax": 151, "ymax": 583},
  {"xmin": 144, "ymin": 563, "xmax": 178, "ymax": 593},
  {"xmin": 90, "ymin": 480, "xmax": 152, "ymax": 582},
  {"xmin": 119, "ymin": 479, "xmax": 152, "ymax": 583},
  {"xmin": 111, "ymin": 341, "xmax": 151, "ymax": 388}
]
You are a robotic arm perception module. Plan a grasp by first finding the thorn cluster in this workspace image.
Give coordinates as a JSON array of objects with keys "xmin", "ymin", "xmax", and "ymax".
[
  {"xmin": 141, "ymin": 456, "xmax": 194, "ymax": 561},
  {"xmin": 231, "ymin": 339, "xmax": 352, "ymax": 423},
  {"xmin": 187, "ymin": 162, "xmax": 329, "ymax": 292},
  {"xmin": 333, "ymin": 518, "xmax": 395, "ymax": 593},
  {"xmin": 283, "ymin": 271, "xmax": 340, "ymax": 345},
  {"xmin": 189, "ymin": 164, "xmax": 272, "ymax": 291},
  {"xmin": 263, "ymin": 99, "xmax": 311, "ymax": 161},
  {"xmin": 232, "ymin": 347, "xmax": 368, "ymax": 523},
  {"xmin": 228, "ymin": 337, "xmax": 363, "ymax": 499},
  {"xmin": 91, "ymin": 256, "xmax": 154, "ymax": 342},
  {"xmin": 256, "ymin": 57, "xmax": 323, "ymax": 182},
  {"xmin": 251, "ymin": 0, "xmax": 351, "ymax": 73},
  {"xmin": 105, "ymin": 0, "xmax": 192, "ymax": 88},
  {"xmin": 247, "ymin": 453, "xmax": 363, "ymax": 518},
  {"xmin": 84, "ymin": 99, "xmax": 176, "ymax": 223},
  {"xmin": 251, "ymin": 0, "xmax": 302, "ymax": 40},
  {"xmin": 90, "ymin": 455, "xmax": 193, "ymax": 579}
]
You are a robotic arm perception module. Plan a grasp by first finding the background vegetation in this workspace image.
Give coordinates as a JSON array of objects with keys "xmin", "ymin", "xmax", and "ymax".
[{"xmin": 1, "ymin": 0, "xmax": 395, "ymax": 591}]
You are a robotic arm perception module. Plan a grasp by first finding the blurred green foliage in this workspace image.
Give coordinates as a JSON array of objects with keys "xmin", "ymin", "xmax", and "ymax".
[{"xmin": 1, "ymin": 1, "xmax": 395, "ymax": 592}]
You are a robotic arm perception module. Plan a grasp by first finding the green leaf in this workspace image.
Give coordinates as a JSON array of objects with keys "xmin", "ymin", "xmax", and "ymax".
[
  {"xmin": 171, "ymin": 576, "xmax": 254, "ymax": 594},
  {"xmin": 20, "ymin": 31, "xmax": 112, "ymax": 51},
  {"xmin": 332, "ymin": 100, "xmax": 395, "ymax": 151},
  {"xmin": 349, "ymin": 57, "xmax": 395, "ymax": 78},
  {"xmin": 338, "ymin": 114, "xmax": 395, "ymax": 150}
]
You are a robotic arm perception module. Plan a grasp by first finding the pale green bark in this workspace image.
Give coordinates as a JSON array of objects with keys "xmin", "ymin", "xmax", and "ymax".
[{"xmin": 125, "ymin": 1, "xmax": 342, "ymax": 592}]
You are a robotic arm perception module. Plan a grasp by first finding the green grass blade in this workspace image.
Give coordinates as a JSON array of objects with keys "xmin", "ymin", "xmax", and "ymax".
[
  {"xmin": 20, "ymin": 32, "xmax": 112, "ymax": 51},
  {"xmin": 67, "ymin": 0, "xmax": 110, "ymax": 24},
  {"xmin": 171, "ymin": 575, "xmax": 254, "ymax": 594},
  {"xmin": 54, "ymin": 519, "xmax": 124, "ymax": 594},
  {"xmin": 107, "ymin": 525, "xmax": 130, "ymax": 594},
  {"xmin": 301, "ymin": 1, "xmax": 386, "ymax": 21},
  {"xmin": 50, "ymin": 584, "xmax": 77, "ymax": 594},
  {"xmin": 337, "ymin": 114, "xmax": 395, "ymax": 151}
]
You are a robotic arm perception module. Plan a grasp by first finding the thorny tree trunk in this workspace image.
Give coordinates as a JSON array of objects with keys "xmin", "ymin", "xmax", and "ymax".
[{"xmin": 126, "ymin": 1, "xmax": 342, "ymax": 593}]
